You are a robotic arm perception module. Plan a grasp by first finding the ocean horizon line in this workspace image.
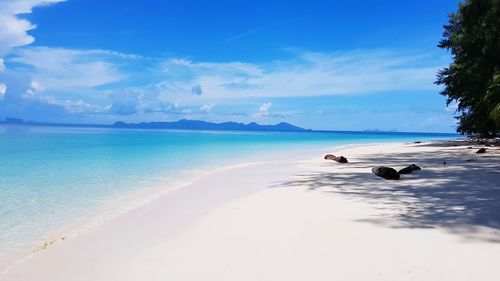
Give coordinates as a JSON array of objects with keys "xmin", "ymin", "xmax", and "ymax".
[{"xmin": 0, "ymin": 117, "xmax": 459, "ymax": 136}]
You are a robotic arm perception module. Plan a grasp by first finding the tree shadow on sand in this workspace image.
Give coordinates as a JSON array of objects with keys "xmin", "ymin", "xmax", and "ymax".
[{"xmin": 275, "ymin": 142, "xmax": 500, "ymax": 242}]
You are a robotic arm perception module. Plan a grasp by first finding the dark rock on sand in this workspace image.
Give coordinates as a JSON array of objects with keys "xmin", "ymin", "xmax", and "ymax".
[
  {"xmin": 324, "ymin": 154, "xmax": 348, "ymax": 163},
  {"xmin": 476, "ymin": 148, "xmax": 487, "ymax": 153},
  {"xmin": 398, "ymin": 164, "xmax": 421, "ymax": 174},
  {"xmin": 372, "ymin": 166, "xmax": 400, "ymax": 180},
  {"xmin": 414, "ymin": 141, "xmax": 421, "ymax": 144}
]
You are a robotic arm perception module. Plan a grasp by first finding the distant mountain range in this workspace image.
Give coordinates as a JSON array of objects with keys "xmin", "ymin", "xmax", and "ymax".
[
  {"xmin": 1, "ymin": 117, "xmax": 310, "ymax": 132},
  {"xmin": 112, "ymin": 119, "xmax": 310, "ymax": 132},
  {"xmin": 1, "ymin": 117, "xmax": 458, "ymax": 135}
]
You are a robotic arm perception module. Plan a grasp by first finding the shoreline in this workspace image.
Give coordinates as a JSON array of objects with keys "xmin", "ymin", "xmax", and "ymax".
[
  {"xmin": 0, "ymin": 141, "xmax": 362, "ymax": 271},
  {"xmin": 0, "ymin": 147, "xmax": 312, "ymax": 277},
  {"xmin": 2, "ymin": 137, "xmax": 421, "ymax": 270},
  {"xmin": 5, "ymin": 138, "xmax": 499, "ymax": 281}
]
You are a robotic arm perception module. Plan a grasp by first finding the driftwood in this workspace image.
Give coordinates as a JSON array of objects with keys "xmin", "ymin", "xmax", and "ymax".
[
  {"xmin": 398, "ymin": 164, "xmax": 421, "ymax": 174},
  {"xmin": 324, "ymin": 154, "xmax": 348, "ymax": 163}
]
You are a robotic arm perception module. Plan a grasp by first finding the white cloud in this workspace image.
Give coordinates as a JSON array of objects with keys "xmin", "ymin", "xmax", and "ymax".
[
  {"xmin": 10, "ymin": 47, "xmax": 127, "ymax": 89},
  {"xmin": 258, "ymin": 102, "xmax": 272, "ymax": 112},
  {"xmin": 41, "ymin": 96, "xmax": 103, "ymax": 113},
  {"xmin": 155, "ymin": 50, "xmax": 445, "ymax": 101},
  {"xmin": 61, "ymin": 99, "xmax": 102, "ymax": 113},
  {"xmin": 253, "ymin": 101, "xmax": 300, "ymax": 119},
  {"xmin": 30, "ymin": 80, "xmax": 45, "ymax": 91},
  {"xmin": 0, "ymin": 83, "xmax": 6, "ymax": 99},
  {"xmin": 155, "ymin": 58, "xmax": 263, "ymax": 102},
  {"xmin": 254, "ymin": 102, "xmax": 272, "ymax": 117},
  {"xmin": 200, "ymin": 102, "xmax": 215, "ymax": 112},
  {"xmin": 0, "ymin": 0, "xmax": 65, "ymax": 58},
  {"xmin": 0, "ymin": 58, "xmax": 5, "ymax": 72},
  {"xmin": 0, "ymin": 0, "xmax": 64, "ymax": 15},
  {"xmin": 161, "ymin": 58, "xmax": 263, "ymax": 77}
]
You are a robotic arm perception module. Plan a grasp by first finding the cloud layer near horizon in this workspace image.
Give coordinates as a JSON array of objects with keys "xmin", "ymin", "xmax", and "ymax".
[{"xmin": 0, "ymin": 45, "xmax": 450, "ymax": 127}]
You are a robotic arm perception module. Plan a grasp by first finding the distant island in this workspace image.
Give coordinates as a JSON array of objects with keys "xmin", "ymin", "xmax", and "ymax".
[
  {"xmin": 0, "ymin": 117, "xmax": 310, "ymax": 132},
  {"xmin": 112, "ymin": 119, "xmax": 310, "ymax": 132}
]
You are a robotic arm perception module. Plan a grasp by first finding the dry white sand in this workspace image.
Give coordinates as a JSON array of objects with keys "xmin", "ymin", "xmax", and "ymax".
[{"xmin": 2, "ymin": 140, "xmax": 500, "ymax": 281}]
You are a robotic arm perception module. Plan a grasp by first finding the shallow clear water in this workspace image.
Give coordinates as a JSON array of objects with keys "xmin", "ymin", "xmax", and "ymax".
[{"xmin": 0, "ymin": 125, "xmax": 457, "ymax": 264}]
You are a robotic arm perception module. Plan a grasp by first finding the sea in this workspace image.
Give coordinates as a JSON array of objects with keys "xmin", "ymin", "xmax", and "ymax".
[{"xmin": 0, "ymin": 124, "xmax": 458, "ymax": 267}]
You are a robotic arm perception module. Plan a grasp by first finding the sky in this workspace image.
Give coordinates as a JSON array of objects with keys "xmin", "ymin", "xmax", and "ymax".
[{"xmin": 0, "ymin": 0, "xmax": 461, "ymax": 132}]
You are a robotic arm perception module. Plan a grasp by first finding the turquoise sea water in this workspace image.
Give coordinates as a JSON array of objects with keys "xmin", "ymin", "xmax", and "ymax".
[{"xmin": 0, "ymin": 125, "xmax": 457, "ymax": 265}]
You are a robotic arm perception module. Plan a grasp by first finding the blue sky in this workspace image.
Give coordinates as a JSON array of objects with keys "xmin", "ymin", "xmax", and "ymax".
[{"xmin": 0, "ymin": 0, "xmax": 460, "ymax": 132}]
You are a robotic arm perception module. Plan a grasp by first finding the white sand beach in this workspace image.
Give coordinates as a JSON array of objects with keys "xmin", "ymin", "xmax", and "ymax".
[{"xmin": 2, "ymin": 140, "xmax": 500, "ymax": 281}]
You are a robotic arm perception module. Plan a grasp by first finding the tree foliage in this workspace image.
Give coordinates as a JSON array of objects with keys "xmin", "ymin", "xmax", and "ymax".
[{"xmin": 436, "ymin": 0, "xmax": 500, "ymax": 136}]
